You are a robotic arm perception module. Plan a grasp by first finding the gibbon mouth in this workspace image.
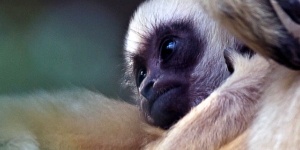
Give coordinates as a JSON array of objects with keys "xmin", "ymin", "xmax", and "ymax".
[
  {"xmin": 150, "ymin": 86, "xmax": 180, "ymax": 109},
  {"xmin": 143, "ymin": 86, "xmax": 186, "ymax": 129}
]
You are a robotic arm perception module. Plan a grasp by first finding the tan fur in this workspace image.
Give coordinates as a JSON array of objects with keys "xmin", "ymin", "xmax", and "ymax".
[
  {"xmin": 199, "ymin": 0, "xmax": 300, "ymax": 149},
  {"xmin": 247, "ymin": 66, "xmax": 300, "ymax": 149},
  {"xmin": 220, "ymin": 65, "xmax": 300, "ymax": 150},
  {"xmin": 220, "ymin": 130, "xmax": 248, "ymax": 150},
  {"xmin": 0, "ymin": 89, "xmax": 162, "ymax": 150}
]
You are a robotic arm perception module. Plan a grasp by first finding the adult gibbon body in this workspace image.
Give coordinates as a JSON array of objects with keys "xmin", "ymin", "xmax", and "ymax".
[{"xmin": 0, "ymin": 89, "xmax": 162, "ymax": 149}]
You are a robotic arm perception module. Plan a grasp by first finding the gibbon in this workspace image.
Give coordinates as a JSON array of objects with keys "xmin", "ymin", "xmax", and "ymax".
[
  {"xmin": 1, "ymin": 0, "xmax": 298, "ymax": 150},
  {"xmin": 0, "ymin": 0, "xmax": 264, "ymax": 149},
  {"xmin": 140, "ymin": 0, "xmax": 300, "ymax": 149},
  {"xmin": 126, "ymin": 0, "xmax": 300, "ymax": 149},
  {"xmin": 125, "ymin": 0, "xmax": 271, "ymax": 149}
]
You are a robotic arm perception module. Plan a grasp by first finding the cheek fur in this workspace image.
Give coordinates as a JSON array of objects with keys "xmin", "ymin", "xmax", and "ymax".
[{"xmin": 188, "ymin": 57, "xmax": 231, "ymax": 106}]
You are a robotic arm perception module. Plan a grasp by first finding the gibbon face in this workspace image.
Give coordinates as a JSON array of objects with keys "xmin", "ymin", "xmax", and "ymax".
[{"xmin": 124, "ymin": 0, "xmax": 247, "ymax": 129}]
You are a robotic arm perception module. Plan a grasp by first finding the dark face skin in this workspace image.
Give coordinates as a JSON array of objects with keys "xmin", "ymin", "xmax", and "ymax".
[{"xmin": 129, "ymin": 21, "xmax": 233, "ymax": 129}]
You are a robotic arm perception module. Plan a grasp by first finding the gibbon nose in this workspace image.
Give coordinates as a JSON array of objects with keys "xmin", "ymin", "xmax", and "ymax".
[
  {"xmin": 139, "ymin": 66, "xmax": 162, "ymax": 101},
  {"xmin": 140, "ymin": 79, "xmax": 156, "ymax": 101}
]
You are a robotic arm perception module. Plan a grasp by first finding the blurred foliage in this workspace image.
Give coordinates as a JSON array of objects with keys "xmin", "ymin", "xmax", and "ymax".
[{"xmin": 0, "ymin": 0, "xmax": 141, "ymax": 102}]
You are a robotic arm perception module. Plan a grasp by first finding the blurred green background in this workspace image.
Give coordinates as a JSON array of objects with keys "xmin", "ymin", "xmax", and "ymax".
[{"xmin": 0, "ymin": 0, "xmax": 141, "ymax": 102}]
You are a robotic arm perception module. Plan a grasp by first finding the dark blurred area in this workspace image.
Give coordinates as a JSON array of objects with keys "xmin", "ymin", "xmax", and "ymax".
[{"xmin": 0, "ymin": 0, "xmax": 142, "ymax": 102}]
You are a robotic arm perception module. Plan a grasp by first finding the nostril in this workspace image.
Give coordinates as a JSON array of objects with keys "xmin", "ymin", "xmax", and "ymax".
[{"xmin": 140, "ymin": 80, "xmax": 155, "ymax": 100}]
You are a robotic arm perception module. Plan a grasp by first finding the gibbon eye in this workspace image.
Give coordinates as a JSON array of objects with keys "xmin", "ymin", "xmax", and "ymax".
[
  {"xmin": 160, "ymin": 38, "xmax": 177, "ymax": 61},
  {"xmin": 136, "ymin": 67, "xmax": 147, "ymax": 87}
]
